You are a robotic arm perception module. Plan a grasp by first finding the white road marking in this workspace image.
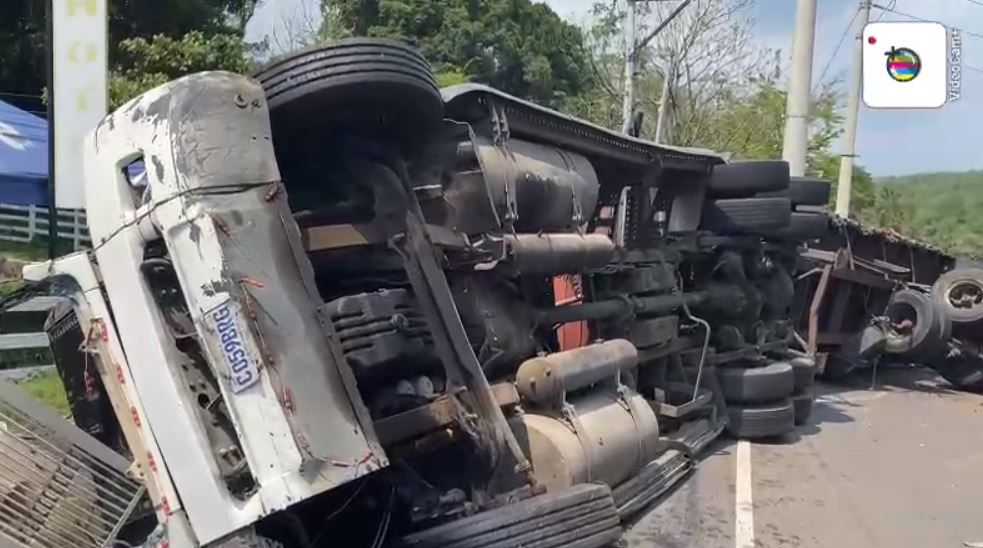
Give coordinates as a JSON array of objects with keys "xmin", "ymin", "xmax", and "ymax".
[
  {"xmin": 815, "ymin": 391, "xmax": 887, "ymax": 405},
  {"xmin": 735, "ymin": 440, "xmax": 755, "ymax": 548}
]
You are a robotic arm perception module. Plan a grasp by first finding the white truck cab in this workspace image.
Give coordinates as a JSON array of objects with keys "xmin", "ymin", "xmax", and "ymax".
[{"xmin": 25, "ymin": 72, "xmax": 384, "ymax": 547}]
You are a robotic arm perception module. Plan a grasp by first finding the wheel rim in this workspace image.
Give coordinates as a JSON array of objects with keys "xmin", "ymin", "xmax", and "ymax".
[
  {"xmin": 946, "ymin": 279, "xmax": 983, "ymax": 312},
  {"xmin": 886, "ymin": 301, "xmax": 918, "ymax": 337}
]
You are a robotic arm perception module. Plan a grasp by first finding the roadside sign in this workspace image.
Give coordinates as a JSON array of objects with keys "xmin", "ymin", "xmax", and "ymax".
[{"xmin": 52, "ymin": 0, "xmax": 108, "ymax": 209}]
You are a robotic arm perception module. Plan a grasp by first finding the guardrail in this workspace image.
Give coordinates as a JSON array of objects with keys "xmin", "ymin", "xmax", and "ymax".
[{"xmin": 0, "ymin": 204, "xmax": 89, "ymax": 250}]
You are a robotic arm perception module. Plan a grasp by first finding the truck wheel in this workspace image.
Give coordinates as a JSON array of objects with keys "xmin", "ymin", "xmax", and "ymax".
[
  {"xmin": 931, "ymin": 268, "xmax": 983, "ymax": 328},
  {"xmin": 790, "ymin": 390, "xmax": 815, "ymax": 425},
  {"xmin": 884, "ymin": 289, "xmax": 950, "ymax": 361},
  {"xmin": 707, "ymin": 161, "xmax": 790, "ymax": 198},
  {"xmin": 759, "ymin": 177, "xmax": 831, "ymax": 206},
  {"xmin": 726, "ymin": 399, "xmax": 795, "ymax": 439},
  {"xmin": 396, "ymin": 484, "xmax": 622, "ymax": 548},
  {"xmin": 700, "ymin": 197, "xmax": 792, "ymax": 234},
  {"xmin": 255, "ymin": 38, "xmax": 443, "ymax": 146},
  {"xmin": 790, "ymin": 356, "xmax": 816, "ymax": 392},
  {"xmin": 716, "ymin": 361, "xmax": 795, "ymax": 403}
]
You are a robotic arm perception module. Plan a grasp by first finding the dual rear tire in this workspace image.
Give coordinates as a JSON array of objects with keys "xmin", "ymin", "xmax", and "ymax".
[{"xmin": 716, "ymin": 359, "xmax": 814, "ymax": 438}]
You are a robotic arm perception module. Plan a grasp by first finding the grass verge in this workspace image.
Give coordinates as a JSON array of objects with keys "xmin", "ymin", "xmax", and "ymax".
[{"xmin": 14, "ymin": 371, "xmax": 71, "ymax": 416}]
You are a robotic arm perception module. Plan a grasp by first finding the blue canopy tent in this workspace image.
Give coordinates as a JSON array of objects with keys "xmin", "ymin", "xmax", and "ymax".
[{"xmin": 0, "ymin": 100, "xmax": 48, "ymax": 206}]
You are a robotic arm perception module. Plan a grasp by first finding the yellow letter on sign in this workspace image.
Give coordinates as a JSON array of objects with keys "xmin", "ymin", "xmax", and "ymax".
[
  {"xmin": 69, "ymin": 42, "xmax": 98, "ymax": 64},
  {"xmin": 67, "ymin": 0, "xmax": 97, "ymax": 16},
  {"xmin": 75, "ymin": 88, "xmax": 95, "ymax": 111}
]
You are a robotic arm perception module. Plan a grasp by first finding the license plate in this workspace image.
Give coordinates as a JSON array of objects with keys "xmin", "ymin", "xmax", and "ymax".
[{"xmin": 208, "ymin": 301, "xmax": 260, "ymax": 393}]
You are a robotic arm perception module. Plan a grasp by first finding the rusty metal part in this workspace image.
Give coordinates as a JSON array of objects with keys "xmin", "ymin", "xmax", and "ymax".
[
  {"xmin": 650, "ymin": 383, "xmax": 715, "ymax": 419},
  {"xmin": 515, "ymin": 340, "xmax": 638, "ymax": 406},
  {"xmin": 0, "ymin": 382, "xmax": 145, "ymax": 548},
  {"xmin": 451, "ymin": 276, "xmax": 538, "ymax": 377},
  {"xmin": 300, "ymin": 222, "xmax": 467, "ymax": 252},
  {"xmin": 504, "ymin": 233, "xmax": 614, "ymax": 275},
  {"xmin": 538, "ymin": 292, "xmax": 708, "ymax": 327},
  {"xmin": 141, "ymin": 258, "xmax": 254, "ymax": 497},
  {"xmin": 362, "ymin": 157, "xmax": 536, "ymax": 486},
  {"xmin": 808, "ymin": 264, "xmax": 833, "ymax": 355},
  {"xmin": 510, "ymin": 389, "xmax": 660, "ymax": 492},
  {"xmin": 441, "ymin": 84, "xmax": 722, "ymax": 173},
  {"xmin": 373, "ymin": 384, "xmax": 520, "ymax": 447},
  {"xmin": 627, "ymin": 317, "xmax": 679, "ymax": 349}
]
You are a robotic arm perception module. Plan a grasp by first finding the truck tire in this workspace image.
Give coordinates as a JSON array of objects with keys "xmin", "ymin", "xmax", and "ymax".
[
  {"xmin": 790, "ymin": 356, "xmax": 816, "ymax": 392},
  {"xmin": 767, "ymin": 212, "xmax": 829, "ymax": 242},
  {"xmin": 790, "ymin": 390, "xmax": 815, "ymax": 425},
  {"xmin": 396, "ymin": 484, "xmax": 622, "ymax": 548},
  {"xmin": 255, "ymin": 38, "xmax": 443, "ymax": 145},
  {"xmin": 707, "ymin": 161, "xmax": 790, "ymax": 198},
  {"xmin": 726, "ymin": 399, "xmax": 795, "ymax": 439},
  {"xmin": 884, "ymin": 289, "xmax": 950, "ymax": 361},
  {"xmin": 931, "ymin": 268, "xmax": 983, "ymax": 328},
  {"xmin": 700, "ymin": 197, "xmax": 792, "ymax": 234},
  {"xmin": 716, "ymin": 361, "xmax": 795, "ymax": 403},
  {"xmin": 759, "ymin": 177, "xmax": 831, "ymax": 206}
]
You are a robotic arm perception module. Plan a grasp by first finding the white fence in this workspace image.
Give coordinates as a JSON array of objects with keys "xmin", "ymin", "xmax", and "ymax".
[{"xmin": 0, "ymin": 203, "xmax": 90, "ymax": 250}]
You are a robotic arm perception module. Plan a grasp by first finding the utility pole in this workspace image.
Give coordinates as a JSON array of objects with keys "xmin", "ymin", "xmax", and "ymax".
[
  {"xmin": 781, "ymin": 0, "xmax": 818, "ymax": 177},
  {"xmin": 654, "ymin": 62, "xmax": 673, "ymax": 143},
  {"xmin": 835, "ymin": 0, "xmax": 872, "ymax": 218},
  {"xmin": 621, "ymin": 0, "xmax": 639, "ymax": 134},
  {"xmin": 621, "ymin": 0, "xmax": 694, "ymax": 135}
]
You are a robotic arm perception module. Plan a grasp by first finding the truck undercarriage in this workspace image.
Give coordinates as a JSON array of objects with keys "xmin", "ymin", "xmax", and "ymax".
[{"xmin": 4, "ymin": 39, "xmax": 826, "ymax": 548}]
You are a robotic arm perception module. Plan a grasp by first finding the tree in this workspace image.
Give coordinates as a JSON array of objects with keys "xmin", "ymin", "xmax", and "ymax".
[
  {"xmin": 575, "ymin": 0, "xmax": 843, "ymax": 165},
  {"xmin": 109, "ymin": 0, "xmax": 261, "ymax": 42},
  {"xmin": 0, "ymin": 2, "xmax": 46, "ymax": 113},
  {"xmin": 0, "ymin": 0, "xmax": 262, "ymax": 112},
  {"xmin": 809, "ymin": 153, "xmax": 875, "ymax": 217},
  {"xmin": 320, "ymin": 0, "xmax": 592, "ymax": 105},
  {"xmin": 871, "ymin": 185, "xmax": 913, "ymax": 232},
  {"xmin": 109, "ymin": 32, "xmax": 253, "ymax": 109}
]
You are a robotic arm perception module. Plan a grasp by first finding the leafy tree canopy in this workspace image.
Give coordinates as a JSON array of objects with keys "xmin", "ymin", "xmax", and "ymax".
[
  {"xmin": 875, "ymin": 171, "xmax": 983, "ymax": 257},
  {"xmin": 321, "ymin": 0, "xmax": 592, "ymax": 105},
  {"xmin": 109, "ymin": 31, "xmax": 253, "ymax": 108},
  {"xmin": 0, "ymin": 0, "xmax": 260, "ymax": 111}
]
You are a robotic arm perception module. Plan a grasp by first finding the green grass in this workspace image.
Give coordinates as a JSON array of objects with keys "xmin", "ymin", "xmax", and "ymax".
[
  {"xmin": 0, "ymin": 238, "xmax": 77, "ymax": 264},
  {"xmin": 0, "ymin": 279, "xmax": 25, "ymax": 297},
  {"xmin": 14, "ymin": 371, "xmax": 71, "ymax": 416},
  {"xmin": 0, "ymin": 240, "xmax": 52, "ymax": 262}
]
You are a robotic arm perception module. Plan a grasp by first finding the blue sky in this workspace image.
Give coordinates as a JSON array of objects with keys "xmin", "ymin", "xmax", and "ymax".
[{"xmin": 248, "ymin": 0, "xmax": 983, "ymax": 176}]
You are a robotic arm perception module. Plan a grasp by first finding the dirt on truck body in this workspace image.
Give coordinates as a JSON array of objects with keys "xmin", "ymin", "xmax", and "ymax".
[{"xmin": 1, "ymin": 39, "xmax": 829, "ymax": 548}]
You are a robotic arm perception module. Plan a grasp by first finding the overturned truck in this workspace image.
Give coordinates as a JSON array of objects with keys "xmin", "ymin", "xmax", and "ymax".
[
  {"xmin": 6, "ymin": 40, "xmax": 823, "ymax": 548},
  {"xmin": 790, "ymin": 210, "xmax": 983, "ymax": 390}
]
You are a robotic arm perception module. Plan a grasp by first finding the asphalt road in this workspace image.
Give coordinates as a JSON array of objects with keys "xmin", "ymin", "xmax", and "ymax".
[{"xmin": 627, "ymin": 366, "xmax": 983, "ymax": 548}]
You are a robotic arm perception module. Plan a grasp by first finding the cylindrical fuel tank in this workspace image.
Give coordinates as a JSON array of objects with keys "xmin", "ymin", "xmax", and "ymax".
[
  {"xmin": 504, "ymin": 233, "xmax": 614, "ymax": 275},
  {"xmin": 515, "ymin": 339, "xmax": 638, "ymax": 405},
  {"xmin": 511, "ymin": 390, "xmax": 660, "ymax": 491},
  {"xmin": 446, "ymin": 137, "xmax": 600, "ymax": 233}
]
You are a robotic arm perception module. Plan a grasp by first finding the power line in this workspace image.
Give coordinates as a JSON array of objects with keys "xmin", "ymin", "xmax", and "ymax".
[
  {"xmin": 873, "ymin": 3, "xmax": 983, "ymax": 41},
  {"xmin": 816, "ymin": 7, "xmax": 860, "ymax": 85},
  {"xmin": 872, "ymin": 0, "xmax": 896, "ymax": 22},
  {"xmin": 964, "ymin": 0, "xmax": 983, "ymax": 7}
]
